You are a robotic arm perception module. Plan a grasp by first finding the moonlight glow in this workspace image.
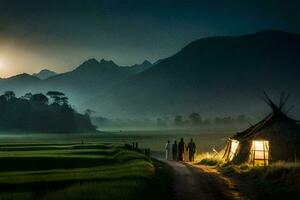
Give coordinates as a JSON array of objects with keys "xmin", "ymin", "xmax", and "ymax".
[
  {"xmin": 0, "ymin": 58, "xmax": 4, "ymax": 72},
  {"xmin": 0, "ymin": 57, "xmax": 11, "ymax": 78},
  {"xmin": 0, "ymin": 0, "xmax": 300, "ymax": 77}
]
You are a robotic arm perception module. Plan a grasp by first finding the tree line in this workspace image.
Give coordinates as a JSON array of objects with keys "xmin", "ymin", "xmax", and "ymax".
[
  {"xmin": 0, "ymin": 91, "xmax": 96, "ymax": 133},
  {"xmin": 174, "ymin": 113, "xmax": 249, "ymax": 126},
  {"xmin": 91, "ymin": 113, "xmax": 251, "ymax": 129},
  {"xmin": 158, "ymin": 113, "xmax": 250, "ymax": 127}
]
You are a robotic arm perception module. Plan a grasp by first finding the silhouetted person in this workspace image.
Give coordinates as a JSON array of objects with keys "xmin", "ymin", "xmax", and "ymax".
[
  {"xmin": 172, "ymin": 140, "xmax": 178, "ymax": 161},
  {"xmin": 178, "ymin": 138, "xmax": 185, "ymax": 161},
  {"xmin": 187, "ymin": 138, "xmax": 196, "ymax": 162},
  {"xmin": 165, "ymin": 140, "xmax": 172, "ymax": 160}
]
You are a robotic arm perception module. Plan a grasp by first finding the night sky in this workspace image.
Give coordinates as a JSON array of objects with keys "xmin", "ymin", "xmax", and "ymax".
[{"xmin": 0, "ymin": 0, "xmax": 299, "ymax": 77}]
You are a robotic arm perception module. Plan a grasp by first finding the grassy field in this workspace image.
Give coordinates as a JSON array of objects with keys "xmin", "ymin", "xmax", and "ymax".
[
  {"xmin": 199, "ymin": 158, "xmax": 300, "ymax": 199},
  {"xmin": 222, "ymin": 162, "xmax": 300, "ymax": 199},
  {"xmin": 0, "ymin": 131, "xmax": 229, "ymax": 200},
  {"xmin": 0, "ymin": 130, "xmax": 230, "ymax": 156},
  {"xmin": 0, "ymin": 139, "xmax": 172, "ymax": 200}
]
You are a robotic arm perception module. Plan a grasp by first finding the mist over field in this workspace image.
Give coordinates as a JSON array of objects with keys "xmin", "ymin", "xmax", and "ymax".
[
  {"xmin": 1, "ymin": 31, "xmax": 300, "ymax": 125},
  {"xmin": 1, "ymin": 1, "xmax": 300, "ymax": 199}
]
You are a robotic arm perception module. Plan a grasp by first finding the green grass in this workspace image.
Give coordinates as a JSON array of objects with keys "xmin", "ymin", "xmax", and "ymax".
[
  {"xmin": 0, "ymin": 142, "xmax": 172, "ymax": 200},
  {"xmin": 240, "ymin": 162, "xmax": 300, "ymax": 199},
  {"xmin": 199, "ymin": 158, "xmax": 300, "ymax": 199},
  {"xmin": 42, "ymin": 160, "xmax": 173, "ymax": 200},
  {"xmin": 198, "ymin": 158, "xmax": 223, "ymax": 166},
  {"xmin": 42, "ymin": 180, "xmax": 148, "ymax": 200}
]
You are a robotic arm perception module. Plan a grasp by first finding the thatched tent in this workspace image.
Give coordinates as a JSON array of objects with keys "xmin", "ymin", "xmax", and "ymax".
[{"xmin": 223, "ymin": 94, "xmax": 300, "ymax": 165}]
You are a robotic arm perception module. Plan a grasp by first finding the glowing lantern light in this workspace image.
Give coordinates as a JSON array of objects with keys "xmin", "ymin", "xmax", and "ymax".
[
  {"xmin": 228, "ymin": 139, "xmax": 239, "ymax": 161},
  {"xmin": 250, "ymin": 140, "xmax": 269, "ymax": 166}
]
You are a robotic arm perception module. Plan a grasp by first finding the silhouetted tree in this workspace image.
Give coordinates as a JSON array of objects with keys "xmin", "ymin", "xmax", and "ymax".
[
  {"xmin": 188, "ymin": 112, "xmax": 202, "ymax": 125},
  {"xmin": 61, "ymin": 96, "xmax": 69, "ymax": 106},
  {"xmin": 0, "ymin": 91, "xmax": 96, "ymax": 133},
  {"xmin": 21, "ymin": 92, "xmax": 33, "ymax": 100},
  {"xmin": 4, "ymin": 91, "xmax": 15, "ymax": 100},
  {"xmin": 0, "ymin": 95, "xmax": 6, "ymax": 104},
  {"xmin": 46, "ymin": 91, "xmax": 66, "ymax": 105},
  {"xmin": 30, "ymin": 93, "xmax": 48, "ymax": 105},
  {"xmin": 174, "ymin": 115, "xmax": 183, "ymax": 126}
]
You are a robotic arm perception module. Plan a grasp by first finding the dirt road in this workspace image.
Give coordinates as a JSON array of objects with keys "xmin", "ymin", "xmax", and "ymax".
[{"xmin": 166, "ymin": 161, "xmax": 246, "ymax": 200}]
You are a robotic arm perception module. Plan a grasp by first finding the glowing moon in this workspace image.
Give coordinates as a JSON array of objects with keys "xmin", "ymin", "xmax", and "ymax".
[
  {"xmin": 0, "ymin": 58, "xmax": 4, "ymax": 70},
  {"xmin": 0, "ymin": 58, "xmax": 7, "ymax": 77}
]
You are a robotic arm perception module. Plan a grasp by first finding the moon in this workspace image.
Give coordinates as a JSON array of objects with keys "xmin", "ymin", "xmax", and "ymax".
[
  {"xmin": 0, "ymin": 58, "xmax": 4, "ymax": 70},
  {"xmin": 0, "ymin": 58, "xmax": 6, "ymax": 76},
  {"xmin": 0, "ymin": 58, "xmax": 3, "ymax": 69}
]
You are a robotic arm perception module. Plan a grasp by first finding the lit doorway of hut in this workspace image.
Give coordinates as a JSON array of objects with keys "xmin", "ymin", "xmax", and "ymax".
[
  {"xmin": 250, "ymin": 140, "xmax": 269, "ymax": 166},
  {"xmin": 228, "ymin": 139, "xmax": 239, "ymax": 161}
]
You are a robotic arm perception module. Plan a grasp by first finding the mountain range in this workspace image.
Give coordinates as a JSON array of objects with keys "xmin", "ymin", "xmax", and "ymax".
[
  {"xmin": 33, "ymin": 69, "xmax": 57, "ymax": 79},
  {"xmin": 1, "ymin": 30, "xmax": 300, "ymax": 119},
  {"xmin": 89, "ymin": 30, "xmax": 300, "ymax": 118},
  {"xmin": 0, "ymin": 59, "xmax": 153, "ymax": 107}
]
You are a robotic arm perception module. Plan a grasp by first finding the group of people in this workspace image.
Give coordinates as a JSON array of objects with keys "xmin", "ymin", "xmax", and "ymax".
[{"xmin": 165, "ymin": 138, "xmax": 196, "ymax": 162}]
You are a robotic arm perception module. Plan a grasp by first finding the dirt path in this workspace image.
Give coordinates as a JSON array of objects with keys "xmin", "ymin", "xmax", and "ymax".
[{"xmin": 166, "ymin": 161, "xmax": 246, "ymax": 200}]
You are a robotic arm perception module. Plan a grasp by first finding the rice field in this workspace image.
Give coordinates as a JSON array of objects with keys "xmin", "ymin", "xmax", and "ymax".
[
  {"xmin": 0, "ymin": 137, "xmax": 171, "ymax": 200},
  {"xmin": 0, "ymin": 130, "xmax": 229, "ymax": 200},
  {"xmin": 0, "ymin": 130, "xmax": 230, "ymax": 152}
]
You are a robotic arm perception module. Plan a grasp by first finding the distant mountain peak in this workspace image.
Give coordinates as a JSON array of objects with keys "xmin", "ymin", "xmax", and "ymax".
[
  {"xmin": 79, "ymin": 58, "xmax": 118, "ymax": 67},
  {"xmin": 15, "ymin": 73, "xmax": 32, "ymax": 78},
  {"xmin": 100, "ymin": 58, "xmax": 107, "ymax": 63},
  {"xmin": 100, "ymin": 58, "xmax": 117, "ymax": 66},
  {"xmin": 127, "ymin": 60, "xmax": 153, "ymax": 73},
  {"xmin": 142, "ymin": 60, "xmax": 152, "ymax": 65},
  {"xmin": 82, "ymin": 58, "xmax": 99, "ymax": 65},
  {"xmin": 6, "ymin": 73, "xmax": 40, "ymax": 81},
  {"xmin": 75, "ymin": 59, "xmax": 100, "ymax": 72},
  {"xmin": 1, "ymin": 30, "xmax": 300, "ymax": 118},
  {"xmin": 33, "ymin": 69, "xmax": 57, "ymax": 80},
  {"xmin": 153, "ymin": 59, "xmax": 164, "ymax": 65},
  {"xmin": 87, "ymin": 30, "xmax": 300, "ymax": 118}
]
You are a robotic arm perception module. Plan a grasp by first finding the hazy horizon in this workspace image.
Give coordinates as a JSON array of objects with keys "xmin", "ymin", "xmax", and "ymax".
[{"xmin": 1, "ymin": 0, "xmax": 300, "ymax": 78}]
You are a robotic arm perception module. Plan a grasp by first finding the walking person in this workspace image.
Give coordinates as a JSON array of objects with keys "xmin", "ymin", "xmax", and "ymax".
[
  {"xmin": 187, "ymin": 138, "xmax": 196, "ymax": 162},
  {"xmin": 165, "ymin": 140, "xmax": 172, "ymax": 160},
  {"xmin": 172, "ymin": 140, "xmax": 178, "ymax": 161},
  {"xmin": 178, "ymin": 138, "xmax": 185, "ymax": 161}
]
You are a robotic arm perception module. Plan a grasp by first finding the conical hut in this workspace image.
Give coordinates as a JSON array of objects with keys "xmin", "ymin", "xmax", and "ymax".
[{"xmin": 223, "ymin": 93, "xmax": 300, "ymax": 165}]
